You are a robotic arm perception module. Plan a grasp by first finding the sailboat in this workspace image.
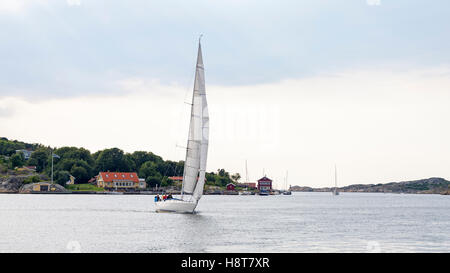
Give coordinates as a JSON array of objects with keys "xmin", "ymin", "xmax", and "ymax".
[
  {"xmin": 155, "ymin": 38, "xmax": 209, "ymax": 213},
  {"xmin": 282, "ymin": 170, "xmax": 291, "ymax": 195},
  {"xmin": 332, "ymin": 165, "xmax": 339, "ymax": 196},
  {"xmin": 239, "ymin": 160, "xmax": 253, "ymax": 195}
]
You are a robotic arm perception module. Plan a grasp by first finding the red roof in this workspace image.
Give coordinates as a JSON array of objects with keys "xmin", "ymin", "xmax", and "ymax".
[
  {"xmin": 168, "ymin": 176, "xmax": 207, "ymax": 182},
  {"xmin": 168, "ymin": 176, "xmax": 183, "ymax": 181},
  {"xmin": 99, "ymin": 172, "xmax": 139, "ymax": 183}
]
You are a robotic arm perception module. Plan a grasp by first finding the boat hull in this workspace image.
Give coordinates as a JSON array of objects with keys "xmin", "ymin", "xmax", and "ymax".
[{"xmin": 155, "ymin": 199, "xmax": 197, "ymax": 213}]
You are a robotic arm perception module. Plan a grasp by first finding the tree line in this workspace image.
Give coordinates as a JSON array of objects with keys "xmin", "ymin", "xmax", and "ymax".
[{"xmin": 0, "ymin": 137, "xmax": 239, "ymax": 189}]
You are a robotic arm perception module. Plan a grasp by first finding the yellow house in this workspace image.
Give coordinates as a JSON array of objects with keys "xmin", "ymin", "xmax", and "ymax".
[
  {"xmin": 97, "ymin": 172, "xmax": 141, "ymax": 190},
  {"xmin": 66, "ymin": 175, "xmax": 75, "ymax": 185}
]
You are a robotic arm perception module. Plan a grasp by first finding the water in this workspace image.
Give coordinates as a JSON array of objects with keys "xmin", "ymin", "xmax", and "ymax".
[{"xmin": 0, "ymin": 192, "xmax": 449, "ymax": 252}]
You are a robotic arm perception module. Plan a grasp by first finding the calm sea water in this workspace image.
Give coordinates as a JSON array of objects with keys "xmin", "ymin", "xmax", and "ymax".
[{"xmin": 0, "ymin": 192, "xmax": 449, "ymax": 253}]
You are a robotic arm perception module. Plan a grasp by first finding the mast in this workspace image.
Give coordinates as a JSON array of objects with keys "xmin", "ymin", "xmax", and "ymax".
[
  {"xmin": 51, "ymin": 149, "xmax": 54, "ymax": 183},
  {"xmin": 285, "ymin": 170, "xmax": 288, "ymax": 191},
  {"xmin": 334, "ymin": 164, "xmax": 337, "ymax": 194},
  {"xmin": 245, "ymin": 160, "xmax": 249, "ymax": 183}
]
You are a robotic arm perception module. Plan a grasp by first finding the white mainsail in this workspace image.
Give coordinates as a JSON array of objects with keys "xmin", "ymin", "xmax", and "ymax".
[
  {"xmin": 155, "ymin": 38, "xmax": 209, "ymax": 213},
  {"xmin": 182, "ymin": 40, "xmax": 209, "ymax": 200}
]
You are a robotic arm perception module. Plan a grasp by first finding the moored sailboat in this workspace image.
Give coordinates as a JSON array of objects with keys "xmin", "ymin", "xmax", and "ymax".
[
  {"xmin": 155, "ymin": 38, "xmax": 209, "ymax": 213},
  {"xmin": 333, "ymin": 165, "xmax": 340, "ymax": 196},
  {"xmin": 282, "ymin": 170, "xmax": 292, "ymax": 195}
]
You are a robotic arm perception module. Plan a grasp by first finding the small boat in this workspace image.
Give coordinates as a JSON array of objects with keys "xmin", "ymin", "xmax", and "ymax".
[
  {"xmin": 155, "ymin": 37, "xmax": 209, "ymax": 214},
  {"xmin": 282, "ymin": 170, "xmax": 292, "ymax": 195},
  {"xmin": 258, "ymin": 191, "xmax": 269, "ymax": 196},
  {"xmin": 239, "ymin": 191, "xmax": 252, "ymax": 195}
]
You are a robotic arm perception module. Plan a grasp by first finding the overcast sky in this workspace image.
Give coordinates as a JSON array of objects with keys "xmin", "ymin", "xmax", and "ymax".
[{"xmin": 1, "ymin": 0, "xmax": 450, "ymax": 188}]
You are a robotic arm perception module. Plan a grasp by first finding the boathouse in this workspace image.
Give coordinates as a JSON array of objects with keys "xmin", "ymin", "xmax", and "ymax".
[
  {"xmin": 226, "ymin": 183, "xmax": 236, "ymax": 191},
  {"xmin": 257, "ymin": 176, "xmax": 272, "ymax": 191}
]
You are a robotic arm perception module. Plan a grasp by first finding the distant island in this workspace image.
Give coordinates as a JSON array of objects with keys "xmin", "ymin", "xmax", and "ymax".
[{"xmin": 291, "ymin": 177, "xmax": 450, "ymax": 195}]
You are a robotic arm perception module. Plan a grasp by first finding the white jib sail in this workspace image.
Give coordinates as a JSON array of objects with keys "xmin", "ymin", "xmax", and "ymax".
[{"xmin": 182, "ymin": 41, "xmax": 208, "ymax": 197}]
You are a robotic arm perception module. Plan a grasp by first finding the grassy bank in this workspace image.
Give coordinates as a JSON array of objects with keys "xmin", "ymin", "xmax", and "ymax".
[{"xmin": 65, "ymin": 184, "xmax": 105, "ymax": 192}]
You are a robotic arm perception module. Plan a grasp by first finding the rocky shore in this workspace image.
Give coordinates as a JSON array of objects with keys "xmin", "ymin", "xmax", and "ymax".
[
  {"xmin": 0, "ymin": 174, "xmax": 67, "ymax": 193},
  {"xmin": 291, "ymin": 177, "xmax": 450, "ymax": 195},
  {"xmin": 0, "ymin": 175, "xmax": 27, "ymax": 193}
]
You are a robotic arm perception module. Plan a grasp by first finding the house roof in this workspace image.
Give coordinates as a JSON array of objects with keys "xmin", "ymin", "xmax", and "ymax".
[
  {"xmin": 168, "ymin": 176, "xmax": 207, "ymax": 182},
  {"xmin": 226, "ymin": 183, "xmax": 236, "ymax": 186},
  {"xmin": 168, "ymin": 176, "xmax": 183, "ymax": 181},
  {"xmin": 258, "ymin": 176, "xmax": 272, "ymax": 182},
  {"xmin": 88, "ymin": 176, "xmax": 98, "ymax": 183},
  {"xmin": 99, "ymin": 172, "xmax": 139, "ymax": 183}
]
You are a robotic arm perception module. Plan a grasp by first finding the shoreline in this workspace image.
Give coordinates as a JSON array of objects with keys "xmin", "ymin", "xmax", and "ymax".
[{"xmin": 0, "ymin": 191, "xmax": 447, "ymax": 195}]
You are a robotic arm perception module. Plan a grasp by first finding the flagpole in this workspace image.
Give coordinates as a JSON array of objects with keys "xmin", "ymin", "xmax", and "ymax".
[{"xmin": 51, "ymin": 149, "xmax": 54, "ymax": 184}]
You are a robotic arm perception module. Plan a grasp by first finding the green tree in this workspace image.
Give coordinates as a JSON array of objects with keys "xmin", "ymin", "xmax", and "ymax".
[
  {"xmin": 54, "ymin": 158, "xmax": 94, "ymax": 183},
  {"xmin": 231, "ymin": 173, "xmax": 241, "ymax": 183},
  {"xmin": 139, "ymin": 161, "xmax": 159, "ymax": 179},
  {"xmin": 10, "ymin": 153, "xmax": 25, "ymax": 168},
  {"xmin": 28, "ymin": 148, "xmax": 50, "ymax": 172},
  {"xmin": 130, "ymin": 151, "xmax": 163, "ymax": 170},
  {"xmin": 54, "ymin": 147, "xmax": 94, "ymax": 166},
  {"xmin": 146, "ymin": 176, "xmax": 162, "ymax": 188},
  {"xmin": 95, "ymin": 148, "xmax": 132, "ymax": 173},
  {"xmin": 71, "ymin": 166, "xmax": 89, "ymax": 184},
  {"xmin": 54, "ymin": 170, "xmax": 71, "ymax": 186}
]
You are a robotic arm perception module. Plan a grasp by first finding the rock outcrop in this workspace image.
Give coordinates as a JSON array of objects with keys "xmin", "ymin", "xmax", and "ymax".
[
  {"xmin": 0, "ymin": 176, "xmax": 28, "ymax": 193},
  {"xmin": 19, "ymin": 182, "xmax": 68, "ymax": 193}
]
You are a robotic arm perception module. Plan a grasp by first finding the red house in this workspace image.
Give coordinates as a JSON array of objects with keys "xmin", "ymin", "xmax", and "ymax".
[
  {"xmin": 242, "ymin": 182, "xmax": 256, "ymax": 189},
  {"xmin": 257, "ymin": 176, "xmax": 272, "ymax": 191},
  {"xmin": 168, "ymin": 176, "xmax": 183, "ymax": 182},
  {"xmin": 226, "ymin": 183, "xmax": 236, "ymax": 191}
]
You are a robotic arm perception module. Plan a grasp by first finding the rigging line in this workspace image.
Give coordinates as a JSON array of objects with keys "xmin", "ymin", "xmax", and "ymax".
[{"xmin": 162, "ymin": 38, "xmax": 199, "ymax": 196}]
